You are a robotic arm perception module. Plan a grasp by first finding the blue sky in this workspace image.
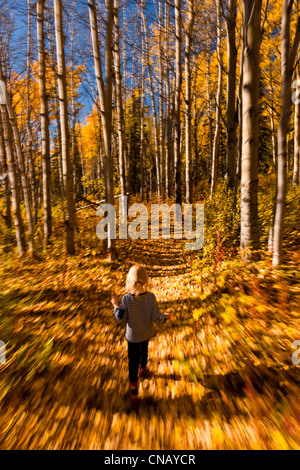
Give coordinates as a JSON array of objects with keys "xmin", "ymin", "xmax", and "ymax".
[{"xmin": 2, "ymin": 0, "xmax": 160, "ymax": 121}]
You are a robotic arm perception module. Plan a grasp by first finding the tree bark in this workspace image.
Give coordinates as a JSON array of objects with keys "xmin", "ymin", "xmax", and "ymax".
[
  {"xmin": 141, "ymin": 0, "xmax": 161, "ymax": 199},
  {"xmin": 185, "ymin": 0, "xmax": 195, "ymax": 203},
  {"xmin": 140, "ymin": 32, "xmax": 145, "ymax": 200},
  {"xmin": 158, "ymin": 0, "xmax": 165, "ymax": 199},
  {"xmin": 54, "ymin": 0, "xmax": 76, "ymax": 255},
  {"xmin": 174, "ymin": 0, "xmax": 182, "ymax": 205},
  {"xmin": 293, "ymin": 58, "xmax": 300, "ymax": 186},
  {"xmin": 273, "ymin": 3, "xmax": 300, "ymax": 265},
  {"xmin": 210, "ymin": 0, "xmax": 222, "ymax": 198},
  {"xmin": 164, "ymin": 0, "xmax": 172, "ymax": 198},
  {"xmin": 206, "ymin": 54, "xmax": 213, "ymax": 180},
  {"xmin": 69, "ymin": 0, "xmax": 81, "ymax": 201},
  {"xmin": 0, "ymin": 63, "xmax": 34, "ymax": 254},
  {"xmin": 225, "ymin": 0, "xmax": 238, "ymax": 189},
  {"xmin": 235, "ymin": 24, "xmax": 244, "ymax": 193},
  {"xmin": 0, "ymin": 113, "xmax": 12, "ymax": 229},
  {"xmin": 49, "ymin": 22, "xmax": 64, "ymax": 202},
  {"xmin": 88, "ymin": 0, "xmax": 116, "ymax": 259},
  {"xmin": 240, "ymin": 0, "xmax": 262, "ymax": 259},
  {"xmin": 26, "ymin": 0, "xmax": 38, "ymax": 226},
  {"xmin": 113, "ymin": 0, "xmax": 126, "ymax": 200},
  {"xmin": 0, "ymin": 87, "xmax": 26, "ymax": 256},
  {"xmin": 37, "ymin": 0, "xmax": 52, "ymax": 246}
]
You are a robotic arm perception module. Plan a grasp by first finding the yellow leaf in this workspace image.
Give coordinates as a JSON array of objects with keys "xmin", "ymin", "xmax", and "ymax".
[
  {"xmin": 271, "ymin": 430, "xmax": 290, "ymax": 450},
  {"xmin": 193, "ymin": 308, "xmax": 205, "ymax": 320}
]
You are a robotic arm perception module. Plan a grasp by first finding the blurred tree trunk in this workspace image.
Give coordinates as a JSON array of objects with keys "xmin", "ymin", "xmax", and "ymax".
[
  {"xmin": 273, "ymin": 1, "xmax": 300, "ymax": 265},
  {"xmin": 69, "ymin": 0, "xmax": 81, "ymax": 201},
  {"xmin": 158, "ymin": 0, "xmax": 165, "ymax": 199},
  {"xmin": 165, "ymin": 1, "xmax": 172, "ymax": 198},
  {"xmin": 225, "ymin": 0, "xmax": 237, "ymax": 189},
  {"xmin": 54, "ymin": 0, "xmax": 76, "ymax": 255},
  {"xmin": 122, "ymin": 3, "xmax": 128, "ymax": 179},
  {"xmin": 1, "ymin": 65, "xmax": 34, "ymax": 254},
  {"xmin": 293, "ymin": 57, "xmax": 300, "ymax": 186},
  {"xmin": 270, "ymin": 106, "xmax": 277, "ymax": 170},
  {"xmin": 37, "ymin": 0, "xmax": 52, "ymax": 246},
  {"xmin": 174, "ymin": 0, "xmax": 182, "ymax": 205},
  {"xmin": 240, "ymin": 0, "xmax": 262, "ymax": 259},
  {"xmin": 267, "ymin": 31, "xmax": 278, "ymax": 172},
  {"xmin": 0, "ymin": 84, "xmax": 26, "ymax": 256},
  {"xmin": 185, "ymin": 0, "xmax": 195, "ymax": 203},
  {"xmin": 26, "ymin": 0, "xmax": 38, "ymax": 226},
  {"xmin": 140, "ymin": 32, "xmax": 145, "ymax": 200},
  {"xmin": 206, "ymin": 53, "xmax": 213, "ymax": 180},
  {"xmin": 114, "ymin": 0, "xmax": 126, "ymax": 200},
  {"xmin": 88, "ymin": 0, "xmax": 116, "ymax": 260},
  {"xmin": 49, "ymin": 22, "xmax": 64, "ymax": 202},
  {"xmin": 210, "ymin": 0, "xmax": 222, "ymax": 198},
  {"xmin": 78, "ymin": 119, "xmax": 87, "ymax": 197},
  {"xmin": 235, "ymin": 25, "xmax": 244, "ymax": 193},
  {"xmin": 104, "ymin": 0, "xmax": 116, "ymax": 259},
  {"xmin": 141, "ymin": 0, "xmax": 161, "ymax": 199},
  {"xmin": 0, "ymin": 114, "xmax": 12, "ymax": 229}
]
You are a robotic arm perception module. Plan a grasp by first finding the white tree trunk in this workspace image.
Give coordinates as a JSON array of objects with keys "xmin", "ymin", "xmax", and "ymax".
[
  {"xmin": 225, "ymin": 0, "xmax": 238, "ymax": 189},
  {"xmin": 54, "ymin": 0, "xmax": 76, "ymax": 255},
  {"xmin": 174, "ymin": 0, "xmax": 182, "ymax": 205},
  {"xmin": 88, "ymin": 0, "xmax": 116, "ymax": 259},
  {"xmin": 273, "ymin": 2, "xmax": 300, "ymax": 265},
  {"xmin": 240, "ymin": 0, "xmax": 262, "ymax": 258},
  {"xmin": 141, "ymin": 0, "xmax": 161, "ymax": 199},
  {"xmin": 0, "ymin": 93, "xmax": 26, "ymax": 256},
  {"xmin": 113, "ymin": 0, "xmax": 126, "ymax": 200},
  {"xmin": 293, "ymin": 59, "xmax": 300, "ymax": 186},
  {"xmin": 185, "ymin": 0, "xmax": 195, "ymax": 204},
  {"xmin": 1, "ymin": 66, "xmax": 34, "ymax": 254},
  {"xmin": 26, "ymin": 0, "xmax": 38, "ymax": 226},
  {"xmin": 37, "ymin": 0, "xmax": 52, "ymax": 246},
  {"xmin": 210, "ymin": 0, "xmax": 222, "ymax": 198},
  {"xmin": 0, "ymin": 113, "xmax": 12, "ymax": 229}
]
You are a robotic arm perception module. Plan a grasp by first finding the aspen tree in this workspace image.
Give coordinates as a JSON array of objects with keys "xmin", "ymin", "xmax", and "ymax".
[
  {"xmin": 273, "ymin": 0, "xmax": 300, "ymax": 265},
  {"xmin": 54, "ymin": 0, "xmax": 76, "ymax": 255},
  {"xmin": 185, "ymin": 0, "xmax": 195, "ymax": 203},
  {"xmin": 88, "ymin": 0, "xmax": 116, "ymax": 259},
  {"xmin": 37, "ymin": 0, "xmax": 52, "ymax": 246},
  {"xmin": 240, "ymin": 0, "xmax": 262, "ymax": 259},
  {"xmin": 210, "ymin": 0, "xmax": 222, "ymax": 198},
  {"xmin": 174, "ymin": 0, "xmax": 182, "ymax": 205}
]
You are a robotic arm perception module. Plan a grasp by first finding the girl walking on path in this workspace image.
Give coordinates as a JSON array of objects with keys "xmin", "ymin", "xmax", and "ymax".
[{"xmin": 111, "ymin": 265, "xmax": 170, "ymax": 408}]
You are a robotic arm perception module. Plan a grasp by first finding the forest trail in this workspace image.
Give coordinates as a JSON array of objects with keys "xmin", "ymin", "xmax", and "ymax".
[
  {"xmin": 0, "ymin": 230, "xmax": 299, "ymax": 449},
  {"xmin": 0, "ymin": 237, "xmax": 204, "ymax": 449}
]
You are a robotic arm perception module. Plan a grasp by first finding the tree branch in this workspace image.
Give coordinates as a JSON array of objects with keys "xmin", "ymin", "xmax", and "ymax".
[
  {"xmin": 289, "ymin": 16, "xmax": 300, "ymax": 72},
  {"xmin": 261, "ymin": 0, "xmax": 270, "ymax": 37}
]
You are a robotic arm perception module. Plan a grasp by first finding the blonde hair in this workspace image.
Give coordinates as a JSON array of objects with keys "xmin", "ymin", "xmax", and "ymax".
[{"xmin": 125, "ymin": 265, "xmax": 149, "ymax": 296}]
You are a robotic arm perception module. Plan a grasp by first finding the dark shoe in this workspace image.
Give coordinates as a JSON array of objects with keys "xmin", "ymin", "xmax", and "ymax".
[
  {"xmin": 130, "ymin": 382, "xmax": 138, "ymax": 409},
  {"xmin": 140, "ymin": 367, "xmax": 150, "ymax": 378},
  {"xmin": 130, "ymin": 393, "xmax": 138, "ymax": 409}
]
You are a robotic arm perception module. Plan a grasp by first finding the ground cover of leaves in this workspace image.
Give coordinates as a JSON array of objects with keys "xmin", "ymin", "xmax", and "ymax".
[{"xmin": 0, "ymin": 212, "xmax": 299, "ymax": 449}]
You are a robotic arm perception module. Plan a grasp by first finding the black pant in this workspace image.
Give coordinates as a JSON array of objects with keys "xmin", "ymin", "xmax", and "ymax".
[{"xmin": 127, "ymin": 340, "xmax": 149, "ymax": 383}]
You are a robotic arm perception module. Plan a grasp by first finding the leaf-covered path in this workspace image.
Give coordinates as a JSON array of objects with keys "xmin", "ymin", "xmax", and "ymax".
[{"xmin": 0, "ymin": 230, "xmax": 299, "ymax": 449}]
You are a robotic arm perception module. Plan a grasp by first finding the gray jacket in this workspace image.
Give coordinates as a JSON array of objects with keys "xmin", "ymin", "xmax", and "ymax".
[{"xmin": 113, "ymin": 292, "xmax": 167, "ymax": 343}]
